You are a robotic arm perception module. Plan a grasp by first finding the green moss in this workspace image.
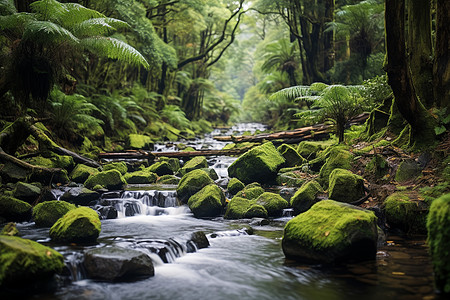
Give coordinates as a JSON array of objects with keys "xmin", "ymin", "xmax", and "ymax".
[
  {"xmin": 148, "ymin": 161, "xmax": 173, "ymax": 176},
  {"xmin": 235, "ymin": 185, "xmax": 264, "ymax": 200},
  {"xmin": 244, "ymin": 204, "xmax": 268, "ymax": 218},
  {"xmin": 276, "ymin": 171, "xmax": 306, "ymax": 187},
  {"xmin": 392, "ymin": 125, "xmax": 411, "ymax": 148},
  {"xmin": 92, "ymin": 184, "xmax": 103, "ymax": 190},
  {"xmin": 290, "ymin": 180, "xmax": 324, "ymax": 215},
  {"xmin": 427, "ymin": 193, "xmax": 450, "ymax": 294},
  {"xmin": 182, "ymin": 146, "xmax": 196, "ymax": 152},
  {"xmin": 32, "ymin": 201, "xmax": 76, "ymax": 227},
  {"xmin": 328, "ymin": 169, "xmax": 365, "ymax": 203},
  {"xmin": 227, "ymin": 178, "xmax": 245, "ymax": 195},
  {"xmin": 1, "ymin": 222, "xmax": 19, "ymax": 236},
  {"xmin": 420, "ymin": 182, "xmax": 450, "ymax": 204},
  {"xmin": 124, "ymin": 170, "xmax": 157, "ymax": 184},
  {"xmin": 277, "ymin": 144, "xmax": 305, "ymax": 167},
  {"xmin": 0, "ymin": 195, "xmax": 32, "ymax": 222},
  {"xmin": 70, "ymin": 164, "xmax": 99, "ymax": 183},
  {"xmin": 384, "ymin": 192, "xmax": 428, "ymax": 234},
  {"xmin": 179, "ymin": 156, "xmax": 208, "ymax": 176},
  {"xmin": 156, "ymin": 175, "xmax": 180, "ymax": 185},
  {"xmin": 127, "ymin": 134, "xmax": 153, "ymax": 150},
  {"xmin": 364, "ymin": 154, "xmax": 389, "ymax": 178},
  {"xmin": 25, "ymin": 156, "xmax": 53, "ymax": 169},
  {"xmin": 12, "ymin": 182, "xmax": 41, "ymax": 203},
  {"xmin": 0, "ymin": 236, "xmax": 64, "ymax": 287},
  {"xmin": 25, "ymin": 155, "xmax": 74, "ymax": 170},
  {"xmin": 159, "ymin": 157, "xmax": 180, "ymax": 173},
  {"xmin": 282, "ymin": 200, "xmax": 378, "ymax": 263},
  {"xmin": 103, "ymin": 162, "xmax": 128, "ymax": 175},
  {"xmin": 228, "ymin": 142, "xmax": 285, "ymax": 184},
  {"xmin": 255, "ymin": 192, "xmax": 289, "ymax": 217},
  {"xmin": 187, "ymin": 184, "xmax": 225, "ymax": 218},
  {"xmin": 395, "ymin": 160, "xmax": 421, "ymax": 183},
  {"xmin": 224, "ymin": 197, "xmax": 251, "ymax": 219},
  {"xmin": 318, "ymin": 149, "xmax": 354, "ymax": 188},
  {"xmin": 84, "ymin": 169, "xmax": 126, "ymax": 190},
  {"xmin": 176, "ymin": 169, "xmax": 213, "ymax": 203},
  {"xmin": 297, "ymin": 141, "xmax": 325, "ymax": 160},
  {"xmin": 49, "ymin": 207, "xmax": 101, "ymax": 244}
]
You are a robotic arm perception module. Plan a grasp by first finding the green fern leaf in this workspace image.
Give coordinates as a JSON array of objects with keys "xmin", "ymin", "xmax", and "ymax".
[
  {"xmin": 269, "ymin": 85, "xmax": 310, "ymax": 102},
  {"xmin": 72, "ymin": 18, "xmax": 129, "ymax": 37},
  {"xmin": 22, "ymin": 20, "xmax": 79, "ymax": 44},
  {"xmin": 0, "ymin": 0, "xmax": 16, "ymax": 15},
  {"xmin": 0, "ymin": 13, "xmax": 34, "ymax": 31},
  {"xmin": 81, "ymin": 36, "xmax": 149, "ymax": 69}
]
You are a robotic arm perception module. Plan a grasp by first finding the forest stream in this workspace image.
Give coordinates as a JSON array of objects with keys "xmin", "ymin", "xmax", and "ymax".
[{"xmin": 10, "ymin": 123, "xmax": 439, "ymax": 300}]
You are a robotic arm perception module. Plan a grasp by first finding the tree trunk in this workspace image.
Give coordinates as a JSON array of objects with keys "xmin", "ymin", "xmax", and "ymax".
[
  {"xmin": 433, "ymin": 0, "xmax": 450, "ymax": 109},
  {"xmin": 384, "ymin": 0, "xmax": 437, "ymax": 148},
  {"xmin": 407, "ymin": 0, "xmax": 434, "ymax": 108},
  {"xmin": 323, "ymin": 0, "xmax": 335, "ymax": 74}
]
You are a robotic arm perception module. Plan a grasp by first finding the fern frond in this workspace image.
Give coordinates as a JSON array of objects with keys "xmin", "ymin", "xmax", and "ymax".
[
  {"xmin": 30, "ymin": 0, "xmax": 66, "ymax": 22},
  {"xmin": 59, "ymin": 3, "xmax": 104, "ymax": 25},
  {"xmin": 72, "ymin": 18, "xmax": 129, "ymax": 37},
  {"xmin": 0, "ymin": 0, "xmax": 16, "ymax": 15},
  {"xmin": 81, "ymin": 36, "xmax": 149, "ymax": 69},
  {"xmin": 22, "ymin": 20, "xmax": 79, "ymax": 44},
  {"xmin": 0, "ymin": 13, "xmax": 34, "ymax": 32},
  {"xmin": 269, "ymin": 85, "xmax": 311, "ymax": 102}
]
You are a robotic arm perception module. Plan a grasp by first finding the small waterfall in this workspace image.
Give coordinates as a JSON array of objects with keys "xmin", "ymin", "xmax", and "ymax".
[{"xmin": 64, "ymin": 251, "xmax": 86, "ymax": 282}]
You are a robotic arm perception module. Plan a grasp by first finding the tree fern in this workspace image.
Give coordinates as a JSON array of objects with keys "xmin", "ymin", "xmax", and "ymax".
[
  {"xmin": 72, "ymin": 18, "xmax": 129, "ymax": 37},
  {"xmin": 269, "ymin": 85, "xmax": 312, "ymax": 102},
  {"xmin": 0, "ymin": 0, "xmax": 16, "ymax": 15},
  {"xmin": 22, "ymin": 20, "xmax": 79, "ymax": 44}
]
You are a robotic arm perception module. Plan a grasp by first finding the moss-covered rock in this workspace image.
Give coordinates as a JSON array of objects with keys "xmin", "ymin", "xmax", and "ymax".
[
  {"xmin": 328, "ymin": 169, "xmax": 365, "ymax": 203},
  {"xmin": 309, "ymin": 144, "xmax": 349, "ymax": 172},
  {"xmin": 103, "ymin": 162, "xmax": 128, "ymax": 175},
  {"xmin": 297, "ymin": 141, "xmax": 324, "ymax": 160},
  {"xmin": 179, "ymin": 156, "xmax": 208, "ymax": 176},
  {"xmin": 187, "ymin": 184, "xmax": 225, "ymax": 218},
  {"xmin": 49, "ymin": 207, "xmax": 101, "ymax": 244},
  {"xmin": 159, "ymin": 157, "xmax": 180, "ymax": 173},
  {"xmin": 1, "ymin": 222, "xmax": 19, "ymax": 236},
  {"xmin": 277, "ymin": 144, "xmax": 305, "ymax": 167},
  {"xmin": 318, "ymin": 149, "xmax": 354, "ymax": 188},
  {"xmin": 244, "ymin": 204, "xmax": 268, "ymax": 218},
  {"xmin": 124, "ymin": 170, "xmax": 158, "ymax": 184},
  {"xmin": 26, "ymin": 155, "xmax": 74, "ymax": 170},
  {"xmin": 427, "ymin": 193, "xmax": 450, "ymax": 294},
  {"xmin": 235, "ymin": 184, "xmax": 265, "ymax": 200},
  {"xmin": 255, "ymin": 192, "xmax": 289, "ymax": 217},
  {"xmin": 127, "ymin": 134, "xmax": 153, "ymax": 150},
  {"xmin": 395, "ymin": 160, "xmax": 421, "ymax": 183},
  {"xmin": 176, "ymin": 169, "xmax": 213, "ymax": 203},
  {"xmin": 276, "ymin": 171, "xmax": 306, "ymax": 187},
  {"xmin": 227, "ymin": 178, "xmax": 245, "ymax": 195},
  {"xmin": 70, "ymin": 164, "xmax": 99, "ymax": 183},
  {"xmin": 0, "ymin": 236, "xmax": 64, "ymax": 288},
  {"xmin": 200, "ymin": 168, "xmax": 219, "ymax": 180},
  {"xmin": 282, "ymin": 200, "xmax": 378, "ymax": 263},
  {"xmin": 13, "ymin": 182, "xmax": 41, "ymax": 203},
  {"xmin": 60, "ymin": 187, "xmax": 100, "ymax": 206},
  {"xmin": 384, "ymin": 192, "xmax": 428, "ymax": 234},
  {"xmin": 290, "ymin": 180, "xmax": 324, "ymax": 215},
  {"xmin": 0, "ymin": 195, "xmax": 32, "ymax": 222},
  {"xmin": 28, "ymin": 168, "xmax": 70, "ymax": 185},
  {"xmin": 156, "ymin": 174, "xmax": 180, "ymax": 185},
  {"xmin": 228, "ymin": 142, "xmax": 285, "ymax": 184},
  {"xmin": 224, "ymin": 197, "xmax": 251, "ymax": 219},
  {"xmin": 32, "ymin": 200, "xmax": 76, "ymax": 227},
  {"xmin": 84, "ymin": 169, "xmax": 126, "ymax": 190},
  {"xmin": 364, "ymin": 154, "xmax": 389, "ymax": 179},
  {"xmin": 148, "ymin": 161, "xmax": 173, "ymax": 176}
]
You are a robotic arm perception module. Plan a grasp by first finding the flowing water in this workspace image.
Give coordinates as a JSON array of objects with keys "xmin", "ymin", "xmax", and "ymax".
[{"xmin": 11, "ymin": 123, "xmax": 442, "ymax": 300}]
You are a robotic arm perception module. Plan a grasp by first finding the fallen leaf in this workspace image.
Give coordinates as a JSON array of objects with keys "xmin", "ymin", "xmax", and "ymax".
[
  {"xmin": 46, "ymin": 250, "xmax": 52, "ymax": 257},
  {"xmin": 324, "ymin": 231, "xmax": 330, "ymax": 236},
  {"xmin": 392, "ymin": 272, "xmax": 405, "ymax": 276}
]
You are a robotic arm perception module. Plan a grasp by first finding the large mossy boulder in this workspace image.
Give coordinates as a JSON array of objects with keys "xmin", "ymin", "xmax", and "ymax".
[
  {"xmin": 383, "ymin": 192, "xmax": 428, "ymax": 234},
  {"xmin": 159, "ymin": 157, "xmax": 180, "ymax": 173},
  {"xmin": 32, "ymin": 200, "xmax": 76, "ymax": 227},
  {"xmin": 224, "ymin": 196, "xmax": 268, "ymax": 219},
  {"xmin": 26, "ymin": 155, "xmax": 74, "ymax": 170},
  {"xmin": 60, "ymin": 187, "xmax": 100, "ymax": 206},
  {"xmin": 179, "ymin": 156, "xmax": 208, "ymax": 176},
  {"xmin": 282, "ymin": 200, "xmax": 378, "ymax": 263},
  {"xmin": 127, "ymin": 134, "xmax": 153, "ymax": 150},
  {"xmin": 84, "ymin": 169, "xmax": 127, "ymax": 190},
  {"xmin": 228, "ymin": 142, "xmax": 285, "ymax": 184},
  {"xmin": 328, "ymin": 169, "xmax": 365, "ymax": 203},
  {"xmin": 277, "ymin": 144, "xmax": 305, "ymax": 167},
  {"xmin": 318, "ymin": 149, "xmax": 354, "ymax": 188},
  {"xmin": 148, "ymin": 161, "xmax": 173, "ymax": 176},
  {"xmin": 83, "ymin": 246, "xmax": 154, "ymax": 281},
  {"xmin": 49, "ymin": 207, "xmax": 101, "ymax": 244},
  {"xmin": 0, "ymin": 195, "xmax": 32, "ymax": 222},
  {"xmin": 244, "ymin": 204, "xmax": 268, "ymax": 218},
  {"xmin": 70, "ymin": 164, "xmax": 99, "ymax": 183},
  {"xmin": 255, "ymin": 192, "xmax": 289, "ymax": 217},
  {"xmin": 227, "ymin": 178, "xmax": 245, "ymax": 195},
  {"xmin": 103, "ymin": 162, "xmax": 128, "ymax": 175},
  {"xmin": 124, "ymin": 170, "xmax": 157, "ymax": 184},
  {"xmin": 395, "ymin": 160, "xmax": 421, "ymax": 183},
  {"xmin": 297, "ymin": 141, "xmax": 324, "ymax": 160},
  {"xmin": 187, "ymin": 184, "xmax": 225, "ymax": 218},
  {"xmin": 427, "ymin": 193, "xmax": 450, "ymax": 294},
  {"xmin": 13, "ymin": 182, "xmax": 41, "ymax": 203},
  {"xmin": 0, "ymin": 236, "xmax": 64, "ymax": 288},
  {"xmin": 235, "ymin": 183, "xmax": 265, "ymax": 200},
  {"xmin": 176, "ymin": 169, "xmax": 213, "ymax": 203},
  {"xmin": 290, "ymin": 180, "xmax": 324, "ymax": 215}
]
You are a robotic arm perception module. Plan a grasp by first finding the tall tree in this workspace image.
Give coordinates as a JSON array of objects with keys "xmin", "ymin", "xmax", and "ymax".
[{"xmin": 433, "ymin": 0, "xmax": 450, "ymax": 109}]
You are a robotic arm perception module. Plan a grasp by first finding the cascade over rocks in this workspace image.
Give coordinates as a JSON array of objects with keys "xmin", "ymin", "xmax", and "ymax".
[
  {"xmin": 282, "ymin": 200, "xmax": 378, "ymax": 263},
  {"xmin": 83, "ymin": 246, "xmax": 154, "ymax": 281}
]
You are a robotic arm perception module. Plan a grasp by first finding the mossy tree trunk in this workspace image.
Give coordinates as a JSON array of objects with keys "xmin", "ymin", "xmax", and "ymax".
[
  {"xmin": 384, "ymin": 0, "xmax": 437, "ymax": 149},
  {"xmin": 433, "ymin": 0, "xmax": 450, "ymax": 109},
  {"xmin": 407, "ymin": 0, "xmax": 434, "ymax": 108}
]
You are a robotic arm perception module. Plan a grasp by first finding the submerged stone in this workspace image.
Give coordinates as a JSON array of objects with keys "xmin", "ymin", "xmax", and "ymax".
[
  {"xmin": 328, "ymin": 169, "xmax": 365, "ymax": 203},
  {"xmin": 228, "ymin": 142, "xmax": 285, "ymax": 184},
  {"xmin": 0, "ymin": 236, "xmax": 64, "ymax": 288},
  {"xmin": 290, "ymin": 180, "xmax": 324, "ymax": 215},
  {"xmin": 32, "ymin": 200, "xmax": 76, "ymax": 227},
  {"xmin": 0, "ymin": 195, "xmax": 32, "ymax": 222},
  {"xmin": 49, "ymin": 207, "xmax": 101, "ymax": 244},
  {"xmin": 255, "ymin": 192, "xmax": 289, "ymax": 217},
  {"xmin": 427, "ymin": 193, "xmax": 450, "ymax": 294},
  {"xmin": 187, "ymin": 184, "xmax": 225, "ymax": 218},
  {"xmin": 176, "ymin": 169, "xmax": 213, "ymax": 203},
  {"xmin": 84, "ymin": 169, "xmax": 127, "ymax": 190},
  {"xmin": 282, "ymin": 200, "xmax": 378, "ymax": 263},
  {"xmin": 83, "ymin": 246, "xmax": 154, "ymax": 281}
]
